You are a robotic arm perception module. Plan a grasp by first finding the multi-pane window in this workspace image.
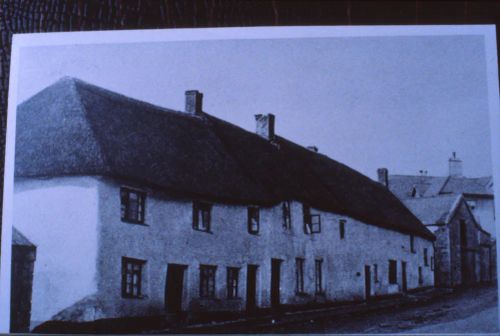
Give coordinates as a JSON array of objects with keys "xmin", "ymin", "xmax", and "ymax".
[
  {"xmin": 410, "ymin": 235, "xmax": 415, "ymax": 253},
  {"xmin": 295, "ymin": 258, "xmax": 305, "ymax": 294},
  {"xmin": 424, "ymin": 248, "xmax": 428, "ymax": 266},
  {"xmin": 120, "ymin": 187, "xmax": 146, "ymax": 224},
  {"xmin": 121, "ymin": 257, "xmax": 145, "ymax": 298},
  {"xmin": 418, "ymin": 266, "xmax": 423, "ymax": 285},
  {"xmin": 373, "ymin": 264, "xmax": 378, "ymax": 283},
  {"xmin": 282, "ymin": 201, "xmax": 292, "ymax": 230},
  {"xmin": 303, "ymin": 204, "xmax": 321, "ymax": 234},
  {"xmin": 339, "ymin": 219, "xmax": 346, "ymax": 239},
  {"xmin": 315, "ymin": 259, "xmax": 323, "ymax": 294},
  {"xmin": 248, "ymin": 207, "xmax": 260, "ymax": 234},
  {"xmin": 226, "ymin": 267, "xmax": 239, "ymax": 299},
  {"xmin": 200, "ymin": 265, "xmax": 217, "ymax": 298},
  {"xmin": 388, "ymin": 259, "xmax": 397, "ymax": 284},
  {"xmin": 193, "ymin": 201, "xmax": 211, "ymax": 232}
]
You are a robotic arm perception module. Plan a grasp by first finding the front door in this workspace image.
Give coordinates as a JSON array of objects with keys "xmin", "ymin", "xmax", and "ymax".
[
  {"xmin": 246, "ymin": 264, "xmax": 258, "ymax": 312},
  {"xmin": 364, "ymin": 265, "xmax": 371, "ymax": 300},
  {"xmin": 402, "ymin": 261, "xmax": 407, "ymax": 292},
  {"xmin": 165, "ymin": 264, "xmax": 187, "ymax": 313},
  {"xmin": 271, "ymin": 259, "xmax": 282, "ymax": 308}
]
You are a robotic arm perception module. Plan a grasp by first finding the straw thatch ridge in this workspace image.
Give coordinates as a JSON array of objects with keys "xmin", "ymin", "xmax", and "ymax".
[{"xmin": 15, "ymin": 77, "xmax": 434, "ymax": 240}]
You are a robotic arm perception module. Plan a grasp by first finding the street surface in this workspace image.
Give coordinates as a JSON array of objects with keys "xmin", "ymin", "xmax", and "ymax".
[{"xmin": 260, "ymin": 285, "xmax": 498, "ymax": 334}]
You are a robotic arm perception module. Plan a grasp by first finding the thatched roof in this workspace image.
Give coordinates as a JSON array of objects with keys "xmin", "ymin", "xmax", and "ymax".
[{"xmin": 15, "ymin": 77, "xmax": 434, "ymax": 240}]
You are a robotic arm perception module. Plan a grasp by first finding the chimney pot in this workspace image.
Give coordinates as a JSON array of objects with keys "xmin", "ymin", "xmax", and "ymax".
[
  {"xmin": 255, "ymin": 113, "xmax": 275, "ymax": 140},
  {"xmin": 377, "ymin": 168, "xmax": 389, "ymax": 188},
  {"xmin": 185, "ymin": 90, "xmax": 203, "ymax": 115}
]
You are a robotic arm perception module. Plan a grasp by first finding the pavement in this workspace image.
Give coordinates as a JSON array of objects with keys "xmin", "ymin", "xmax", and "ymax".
[{"xmin": 158, "ymin": 286, "xmax": 461, "ymax": 333}]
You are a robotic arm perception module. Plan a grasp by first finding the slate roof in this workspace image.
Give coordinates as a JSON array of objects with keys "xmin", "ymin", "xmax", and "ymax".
[
  {"xmin": 388, "ymin": 174, "xmax": 493, "ymax": 200},
  {"xmin": 402, "ymin": 195, "xmax": 460, "ymax": 226},
  {"xmin": 15, "ymin": 77, "xmax": 435, "ymax": 240},
  {"xmin": 12, "ymin": 227, "xmax": 35, "ymax": 246}
]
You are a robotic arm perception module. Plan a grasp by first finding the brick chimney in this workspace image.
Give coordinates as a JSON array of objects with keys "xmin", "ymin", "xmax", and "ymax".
[
  {"xmin": 185, "ymin": 90, "xmax": 203, "ymax": 115},
  {"xmin": 377, "ymin": 168, "xmax": 389, "ymax": 188},
  {"xmin": 255, "ymin": 114, "xmax": 275, "ymax": 140},
  {"xmin": 448, "ymin": 152, "xmax": 463, "ymax": 177}
]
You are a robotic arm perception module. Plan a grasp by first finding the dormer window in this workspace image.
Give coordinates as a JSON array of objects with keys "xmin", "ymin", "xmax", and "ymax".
[
  {"xmin": 193, "ymin": 201, "xmax": 211, "ymax": 232},
  {"xmin": 248, "ymin": 207, "xmax": 260, "ymax": 234},
  {"xmin": 120, "ymin": 187, "xmax": 146, "ymax": 224}
]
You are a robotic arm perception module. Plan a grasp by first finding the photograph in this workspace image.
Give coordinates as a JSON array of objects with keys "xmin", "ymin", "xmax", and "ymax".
[{"xmin": 0, "ymin": 25, "xmax": 499, "ymax": 334}]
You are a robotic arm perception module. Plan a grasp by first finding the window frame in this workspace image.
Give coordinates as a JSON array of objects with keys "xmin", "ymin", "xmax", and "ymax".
[
  {"xmin": 193, "ymin": 201, "xmax": 212, "ymax": 232},
  {"xmin": 282, "ymin": 201, "xmax": 292, "ymax": 230},
  {"xmin": 373, "ymin": 263, "xmax": 379, "ymax": 283},
  {"xmin": 121, "ymin": 256, "xmax": 146, "ymax": 299},
  {"xmin": 388, "ymin": 259, "xmax": 397, "ymax": 285},
  {"xmin": 339, "ymin": 219, "xmax": 346, "ymax": 239},
  {"xmin": 303, "ymin": 204, "xmax": 321, "ymax": 234},
  {"xmin": 410, "ymin": 235, "xmax": 415, "ymax": 253},
  {"xmin": 315, "ymin": 259, "xmax": 323, "ymax": 294},
  {"xmin": 295, "ymin": 258, "xmax": 305, "ymax": 294},
  {"xmin": 247, "ymin": 207, "xmax": 260, "ymax": 234},
  {"xmin": 226, "ymin": 267, "xmax": 240, "ymax": 299},
  {"xmin": 418, "ymin": 266, "xmax": 423, "ymax": 285},
  {"xmin": 199, "ymin": 265, "xmax": 217, "ymax": 298},
  {"xmin": 120, "ymin": 187, "xmax": 146, "ymax": 224}
]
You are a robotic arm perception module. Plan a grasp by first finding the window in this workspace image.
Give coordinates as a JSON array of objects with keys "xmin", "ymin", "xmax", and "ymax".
[
  {"xmin": 388, "ymin": 259, "xmax": 397, "ymax": 284},
  {"xmin": 424, "ymin": 248, "xmax": 428, "ymax": 266},
  {"xmin": 193, "ymin": 201, "xmax": 211, "ymax": 232},
  {"xmin": 339, "ymin": 219, "xmax": 346, "ymax": 239},
  {"xmin": 374, "ymin": 264, "xmax": 378, "ymax": 283},
  {"xmin": 226, "ymin": 267, "xmax": 239, "ymax": 299},
  {"xmin": 282, "ymin": 201, "xmax": 292, "ymax": 230},
  {"xmin": 121, "ymin": 257, "xmax": 145, "ymax": 298},
  {"xmin": 248, "ymin": 207, "xmax": 260, "ymax": 234},
  {"xmin": 410, "ymin": 235, "xmax": 415, "ymax": 253},
  {"xmin": 418, "ymin": 266, "xmax": 423, "ymax": 285},
  {"xmin": 315, "ymin": 259, "xmax": 323, "ymax": 294},
  {"xmin": 303, "ymin": 204, "xmax": 321, "ymax": 234},
  {"xmin": 295, "ymin": 258, "xmax": 305, "ymax": 294},
  {"xmin": 431, "ymin": 256, "xmax": 434, "ymax": 271},
  {"xmin": 411, "ymin": 186, "xmax": 417, "ymax": 198},
  {"xmin": 200, "ymin": 265, "xmax": 217, "ymax": 298},
  {"xmin": 120, "ymin": 187, "xmax": 146, "ymax": 224}
]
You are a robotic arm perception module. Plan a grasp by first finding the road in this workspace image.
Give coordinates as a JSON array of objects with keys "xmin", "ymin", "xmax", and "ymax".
[{"xmin": 244, "ymin": 285, "xmax": 499, "ymax": 334}]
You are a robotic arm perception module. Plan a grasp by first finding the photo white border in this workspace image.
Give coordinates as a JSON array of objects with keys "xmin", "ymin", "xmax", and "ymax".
[{"xmin": 0, "ymin": 25, "xmax": 498, "ymax": 333}]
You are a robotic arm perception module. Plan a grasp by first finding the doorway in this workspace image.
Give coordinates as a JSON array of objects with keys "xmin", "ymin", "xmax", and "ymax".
[
  {"xmin": 271, "ymin": 259, "xmax": 282, "ymax": 308},
  {"xmin": 402, "ymin": 261, "xmax": 407, "ymax": 292},
  {"xmin": 364, "ymin": 265, "xmax": 371, "ymax": 300},
  {"xmin": 246, "ymin": 264, "xmax": 258, "ymax": 312},
  {"xmin": 165, "ymin": 264, "xmax": 187, "ymax": 313}
]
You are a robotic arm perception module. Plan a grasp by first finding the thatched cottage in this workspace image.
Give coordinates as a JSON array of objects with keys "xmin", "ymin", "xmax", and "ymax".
[{"xmin": 13, "ymin": 77, "xmax": 435, "ymax": 329}]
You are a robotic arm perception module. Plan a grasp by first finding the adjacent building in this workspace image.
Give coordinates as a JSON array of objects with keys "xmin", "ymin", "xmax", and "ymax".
[
  {"xmin": 377, "ymin": 154, "xmax": 497, "ymax": 288},
  {"xmin": 10, "ymin": 228, "xmax": 36, "ymax": 332},
  {"xmin": 402, "ymin": 194, "xmax": 495, "ymax": 287},
  {"xmin": 13, "ymin": 77, "xmax": 435, "ymax": 329}
]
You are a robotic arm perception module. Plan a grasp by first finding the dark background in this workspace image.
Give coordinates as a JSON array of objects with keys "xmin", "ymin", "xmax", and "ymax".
[{"xmin": 0, "ymin": 0, "xmax": 499, "ymax": 249}]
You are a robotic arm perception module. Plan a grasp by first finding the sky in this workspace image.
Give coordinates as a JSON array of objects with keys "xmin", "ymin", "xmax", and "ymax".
[{"xmin": 16, "ymin": 34, "xmax": 492, "ymax": 180}]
